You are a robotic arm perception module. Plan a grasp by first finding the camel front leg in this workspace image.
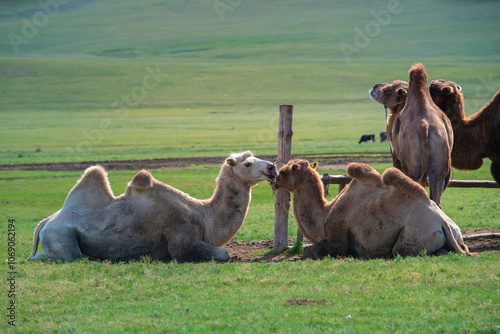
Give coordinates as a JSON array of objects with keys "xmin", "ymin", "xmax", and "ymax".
[
  {"xmin": 168, "ymin": 228, "xmax": 229, "ymax": 263},
  {"xmin": 177, "ymin": 241, "xmax": 229, "ymax": 263},
  {"xmin": 302, "ymin": 241, "xmax": 329, "ymax": 260},
  {"xmin": 302, "ymin": 238, "xmax": 349, "ymax": 260}
]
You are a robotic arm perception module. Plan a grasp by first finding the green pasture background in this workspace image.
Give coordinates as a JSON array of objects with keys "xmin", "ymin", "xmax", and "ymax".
[
  {"xmin": 1, "ymin": 0, "xmax": 500, "ymax": 163},
  {"xmin": 1, "ymin": 0, "xmax": 499, "ymax": 332}
]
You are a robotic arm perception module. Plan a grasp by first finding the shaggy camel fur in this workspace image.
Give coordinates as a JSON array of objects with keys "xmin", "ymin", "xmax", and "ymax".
[
  {"xmin": 391, "ymin": 64, "xmax": 453, "ymax": 207},
  {"xmin": 271, "ymin": 159, "xmax": 474, "ymax": 259},
  {"xmin": 369, "ymin": 80, "xmax": 408, "ymax": 169},
  {"xmin": 430, "ymin": 79, "xmax": 500, "ymax": 184},
  {"xmin": 27, "ymin": 152, "xmax": 277, "ymax": 263}
]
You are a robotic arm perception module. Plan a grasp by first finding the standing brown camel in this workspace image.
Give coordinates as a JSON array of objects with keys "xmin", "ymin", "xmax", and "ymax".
[
  {"xmin": 430, "ymin": 79, "xmax": 500, "ymax": 184},
  {"xmin": 391, "ymin": 64, "xmax": 453, "ymax": 207}
]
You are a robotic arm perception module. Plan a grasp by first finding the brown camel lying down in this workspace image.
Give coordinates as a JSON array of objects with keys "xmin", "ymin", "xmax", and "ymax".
[
  {"xmin": 271, "ymin": 159, "xmax": 474, "ymax": 259},
  {"xmin": 27, "ymin": 151, "xmax": 278, "ymax": 263},
  {"xmin": 430, "ymin": 79, "xmax": 500, "ymax": 184},
  {"xmin": 391, "ymin": 64, "xmax": 453, "ymax": 207}
]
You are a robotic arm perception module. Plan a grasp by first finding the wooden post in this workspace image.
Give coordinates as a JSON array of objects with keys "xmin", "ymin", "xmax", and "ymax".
[{"xmin": 274, "ymin": 105, "xmax": 293, "ymax": 252}]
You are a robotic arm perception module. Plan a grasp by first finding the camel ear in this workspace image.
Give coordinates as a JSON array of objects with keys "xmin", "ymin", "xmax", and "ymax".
[
  {"xmin": 443, "ymin": 86, "xmax": 454, "ymax": 94},
  {"xmin": 457, "ymin": 85, "xmax": 462, "ymax": 92},
  {"xmin": 292, "ymin": 164, "xmax": 299, "ymax": 172},
  {"xmin": 397, "ymin": 88, "xmax": 407, "ymax": 96},
  {"xmin": 226, "ymin": 158, "xmax": 237, "ymax": 166},
  {"xmin": 310, "ymin": 161, "xmax": 318, "ymax": 169}
]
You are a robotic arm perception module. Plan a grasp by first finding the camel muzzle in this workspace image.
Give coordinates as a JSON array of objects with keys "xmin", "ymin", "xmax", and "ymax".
[{"xmin": 264, "ymin": 164, "xmax": 278, "ymax": 183}]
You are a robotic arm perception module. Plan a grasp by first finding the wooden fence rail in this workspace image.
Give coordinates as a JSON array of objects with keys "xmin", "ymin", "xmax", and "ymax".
[{"xmin": 321, "ymin": 173, "xmax": 500, "ymax": 196}]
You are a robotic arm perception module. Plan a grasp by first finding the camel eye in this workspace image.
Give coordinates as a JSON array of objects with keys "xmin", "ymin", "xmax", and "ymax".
[{"xmin": 244, "ymin": 162, "xmax": 252, "ymax": 168}]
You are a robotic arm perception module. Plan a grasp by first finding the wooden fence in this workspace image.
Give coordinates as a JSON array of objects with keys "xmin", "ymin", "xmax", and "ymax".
[{"xmin": 321, "ymin": 173, "xmax": 500, "ymax": 196}]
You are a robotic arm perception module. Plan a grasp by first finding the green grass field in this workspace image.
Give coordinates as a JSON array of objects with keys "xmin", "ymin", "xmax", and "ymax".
[{"xmin": 1, "ymin": 0, "xmax": 500, "ymax": 332}]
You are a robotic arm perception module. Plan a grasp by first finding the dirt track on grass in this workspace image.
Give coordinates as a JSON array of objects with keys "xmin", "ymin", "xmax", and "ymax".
[{"xmin": 0, "ymin": 152, "xmax": 392, "ymax": 172}]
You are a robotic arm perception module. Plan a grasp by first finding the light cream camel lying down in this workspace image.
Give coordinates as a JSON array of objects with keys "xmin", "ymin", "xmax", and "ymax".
[
  {"xmin": 271, "ymin": 159, "xmax": 475, "ymax": 259},
  {"xmin": 27, "ymin": 151, "xmax": 277, "ymax": 263}
]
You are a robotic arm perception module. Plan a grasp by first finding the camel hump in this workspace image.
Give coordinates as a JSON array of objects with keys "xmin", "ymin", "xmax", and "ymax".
[
  {"xmin": 129, "ymin": 170, "xmax": 154, "ymax": 189},
  {"xmin": 63, "ymin": 165, "xmax": 114, "ymax": 211},
  {"xmin": 382, "ymin": 167, "xmax": 429, "ymax": 202},
  {"xmin": 409, "ymin": 63, "xmax": 428, "ymax": 88},
  {"xmin": 347, "ymin": 163, "xmax": 382, "ymax": 186},
  {"xmin": 408, "ymin": 63, "xmax": 430, "ymax": 100}
]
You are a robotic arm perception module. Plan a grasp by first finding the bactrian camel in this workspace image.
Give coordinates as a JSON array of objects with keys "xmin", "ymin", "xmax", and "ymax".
[
  {"xmin": 271, "ymin": 159, "xmax": 475, "ymax": 260},
  {"xmin": 391, "ymin": 63, "xmax": 453, "ymax": 207},
  {"xmin": 430, "ymin": 79, "xmax": 500, "ymax": 184},
  {"xmin": 27, "ymin": 151, "xmax": 278, "ymax": 263}
]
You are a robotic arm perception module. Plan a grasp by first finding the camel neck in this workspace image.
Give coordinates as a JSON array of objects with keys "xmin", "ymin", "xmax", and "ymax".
[
  {"xmin": 452, "ymin": 94, "xmax": 492, "ymax": 132},
  {"xmin": 291, "ymin": 176, "xmax": 330, "ymax": 242},
  {"xmin": 471, "ymin": 90, "xmax": 500, "ymax": 124},
  {"xmin": 205, "ymin": 174, "xmax": 252, "ymax": 246},
  {"xmin": 388, "ymin": 101, "xmax": 405, "ymax": 115}
]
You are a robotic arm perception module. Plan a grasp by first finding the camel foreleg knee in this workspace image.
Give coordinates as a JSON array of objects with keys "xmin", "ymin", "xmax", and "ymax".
[
  {"xmin": 302, "ymin": 243, "xmax": 329, "ymax": 260},
  {"xmin": 177, "ymin": 241, "xmax": 229, "ymax": 263},
  {"xmin": 303, "ymin": 239, "xmax": 345, "ymax": 260}
]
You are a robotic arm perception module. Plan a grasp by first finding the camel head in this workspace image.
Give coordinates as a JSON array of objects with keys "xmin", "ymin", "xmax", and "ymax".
[
  {"xmin": 223, "ymin": 151, "xmax": 278, "ymax": 185},
  {"xmin": 271, "ymin": 159, "xmax": 318, "ymax": 192},
  {"xmin": 369, "ymin": 80, "xmax": 408, "ymax": 110},
  {"xmin": 430, "ymin": 79, "xmax": 464, "ymax": 120}
]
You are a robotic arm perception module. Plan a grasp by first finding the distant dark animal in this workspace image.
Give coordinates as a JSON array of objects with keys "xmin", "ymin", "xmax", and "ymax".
[
  {"xmin": 380, "ymin": 132, "xmax": 389, "ymax": 142},
  {"xmin": 430, "ymin": 79, "xmax": 500, "ymax": 184},
  {"xmin": 359, "ymin": 133, "xmax": 375, "ymax": 144},
  {"xmin": 391, "ymin": 64, "xmax": 453, "ymax": 208}
]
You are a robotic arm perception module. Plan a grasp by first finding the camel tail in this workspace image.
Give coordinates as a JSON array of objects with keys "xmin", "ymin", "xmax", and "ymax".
[
  {"xmin": 418, "ymin": 121, "xmax": 430, "ymax": 185},
  {"xmin": 408, "ymin": 63, "xmax": 429, "ymax": 94},
  {"xmin": 26, "ymin": 218, "xmax": 48, "ymax": 260},
  {"xmin": 441, "ymin": 220, "xmax": 474, "ymax": 256}
]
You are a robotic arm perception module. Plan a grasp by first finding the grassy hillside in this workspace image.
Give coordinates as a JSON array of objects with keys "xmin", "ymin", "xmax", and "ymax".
[{"xmin": 1, "ymin": 0, "xmax": 500, "ymax": 163}]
